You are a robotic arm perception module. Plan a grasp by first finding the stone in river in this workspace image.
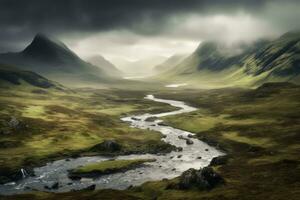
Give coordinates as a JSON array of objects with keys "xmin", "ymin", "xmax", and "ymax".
[
  {"xmin": 186, "ymin": 139, "xmax": 194, "ymax": 145},
  {"xmin": 177, "ymin": 147, "xmax": 183, "ymax": 152}
]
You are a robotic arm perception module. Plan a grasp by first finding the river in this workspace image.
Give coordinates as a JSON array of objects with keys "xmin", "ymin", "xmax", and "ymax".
[{"xmin": 0, "ymin": 95, "xmax": 223, "ymax": 195}]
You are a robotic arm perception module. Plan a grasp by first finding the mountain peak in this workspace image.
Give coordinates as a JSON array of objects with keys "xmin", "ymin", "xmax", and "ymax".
[
  {"xmin": 22, "ymin": 33, "xmax": 78, "ymax": 61},
  {"xmin": 279, "ymin": 30, "xmax": 300, "ymax": 41},
  {"xmin": 195, "ymin": 41, "xmax": 219, "ymax": 56}
]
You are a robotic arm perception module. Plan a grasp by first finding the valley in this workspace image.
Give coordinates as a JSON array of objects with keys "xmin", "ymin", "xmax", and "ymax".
[
  {"xmin": 0, "ymin": 10, "xmax": 299, "ymax": 199},
  {"xmin": 1, "ymin": 82, "xmax": 299, "ymax": 200}
]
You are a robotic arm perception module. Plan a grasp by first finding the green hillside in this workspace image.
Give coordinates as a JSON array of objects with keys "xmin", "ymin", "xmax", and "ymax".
[{"xmin": 156, "ymin": 32, "xmax": 300, "ymax": 88}]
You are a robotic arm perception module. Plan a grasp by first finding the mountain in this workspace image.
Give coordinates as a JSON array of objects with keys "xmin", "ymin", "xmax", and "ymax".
[
  {"xmin": 113, "ymin": 56, "xmax": 167, "ymax": 77},
  {"xmin": 0, "ymin": 34, "xmax": 116, "ymax": 86},
  {"xmin": 242, "ymin": 31, "xmax": 300, "ymax": 83},
  {"xmin": 157, "ymin": 31, "xmax": 300, "ymax": 87},
  {"xmin": 154, "ymin": 54, "xmax": 187, "ymax": 73},
  {"xmin": 86, "ymin": 55, "xmax": 122, "ymax": 77},
  {"xmin": 0, "ymin": 64, "xmax": 63, "ymax": 90}
]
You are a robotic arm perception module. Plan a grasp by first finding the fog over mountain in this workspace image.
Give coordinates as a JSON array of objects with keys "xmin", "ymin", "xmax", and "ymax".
[{"xmin": 1, "ymin": 0, "xmax": 300, "ymax": 75}]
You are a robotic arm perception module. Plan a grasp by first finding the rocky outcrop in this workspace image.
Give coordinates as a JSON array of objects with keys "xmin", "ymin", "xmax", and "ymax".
[{"xmin": 177, "ymin": 167, "xmax": 224, "ymax": 190}]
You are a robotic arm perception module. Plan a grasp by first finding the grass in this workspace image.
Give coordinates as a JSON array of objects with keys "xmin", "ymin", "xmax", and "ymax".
[
  {"xmin": 222, "ymin": 132, "xmax": 275, "ymax": 147},
  {"xmin": 1, "ymin": 82, "xmax": 300, "ymax": 200},
  {"xmin": 0, "ymin": 84, "xmax": 177, "ymax": 184},
  {"xmin": 71, "ymin": 159, "xmax": 156, "ymax": 176}
]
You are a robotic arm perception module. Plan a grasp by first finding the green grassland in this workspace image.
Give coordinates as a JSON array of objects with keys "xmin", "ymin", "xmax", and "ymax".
[
  {"xmin": 1, "ymin": 82, "xmax": 300, "ymax": 199},
  {"xmin": 0, "ymin": 83, "xmax": 177, "ymax": 184},
  {"xmin": 70, "ymin": 159, "xmax": 156, "ymax": 177}
]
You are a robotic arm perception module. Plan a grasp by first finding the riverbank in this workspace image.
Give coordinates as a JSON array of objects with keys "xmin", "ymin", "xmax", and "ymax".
[
  {"xmin": 0, "ymin": 88, "xmax": 177, "ymax": 185},
  {"xmin": 0, "ymin": 94, "xmax": 222, "ymax": 194}
]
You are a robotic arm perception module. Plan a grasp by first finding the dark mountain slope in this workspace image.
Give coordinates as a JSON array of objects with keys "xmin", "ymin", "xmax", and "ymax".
[
  {"xmin": 157, "ymin": 31, "xmax": 300, "ymax": 87},
  {"xmin": 243, "ymin": 31, "xmax": 300, "ymax": 78},
  {"xmin": 0, "ymin": 34, "xmax": 117, "ymax": 86},
  {"xmin": 0, "ymin": 64, "xmax": 61, "ymax": 89}
]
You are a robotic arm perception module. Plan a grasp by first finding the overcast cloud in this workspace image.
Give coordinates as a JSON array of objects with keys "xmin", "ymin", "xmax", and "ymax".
[{"xmin": 0, "ymin": 0, "xmax": 300, "ymax": 67}]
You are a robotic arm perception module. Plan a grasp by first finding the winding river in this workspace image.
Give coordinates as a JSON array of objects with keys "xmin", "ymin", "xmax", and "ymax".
[{"xmin": 0, "ymin": 95, "xmax": 223, "ymax": 195}]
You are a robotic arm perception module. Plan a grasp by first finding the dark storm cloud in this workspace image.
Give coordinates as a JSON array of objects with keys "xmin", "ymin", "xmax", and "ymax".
[
  {"xmin": 0, "ymin": 0, "xmax": 299, "ymax": 53},
  {"xmin": 0, "ymin": 0, "xmax": 266, "ymax": 33},
  {"xmin": 0, "ymin": 0, "xmax": 266, "ymax": 51}
]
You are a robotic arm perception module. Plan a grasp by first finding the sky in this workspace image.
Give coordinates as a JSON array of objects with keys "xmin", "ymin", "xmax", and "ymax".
[{"xmin": 1, "ymin": 0, "xmax": 300, "ymax": 68}]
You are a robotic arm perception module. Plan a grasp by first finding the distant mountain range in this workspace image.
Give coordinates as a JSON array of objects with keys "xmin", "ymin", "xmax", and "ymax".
[
  {"xmin": 1, "ymin": 31, "xmax": 299, "ymax": 89},
  {"xmin": 0, "ymin": 34, "xmax": 121, "ymax": 86},
  {"xmin": 113, "ymin": 56, "xmax": 167, "ymax": 76},
  {"xmin": 156, "ymin": 31, "xmax": 300, "ymax": 87},
  {"xmin": 86, "ymin": 55, "xmax": 122, "ymax": 77}
]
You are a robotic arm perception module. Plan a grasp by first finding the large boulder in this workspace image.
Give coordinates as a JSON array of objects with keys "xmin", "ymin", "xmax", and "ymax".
[
  {"xmin": 209, "ymin": 155, "xmax": 229, "ymax": 166},
  {"xmin": 178, "ymin": 167, "xmax": 224, "ymax": 190},
  {"xmin": 90, "ymin": 140, "xmax": 121, "ymax": 152}
]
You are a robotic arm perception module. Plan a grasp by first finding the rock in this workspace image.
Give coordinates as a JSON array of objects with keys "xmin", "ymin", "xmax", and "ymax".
[
  {"xmin": 51, "ymin": 182, "xmax": 59, "ymax": 190},
  {"xmin": 186, "ymin": 139, "xmax": 194, "ymax": 145},
  {"xmin": 71, "ymin": 184, "xmax": 96, "ymax": 192},
  {"xmin": 145, "ymin": 117, "xmax": 158, "ymax": 122},
  {"xmin": 44, "ymin": 182, "xmax": 59, "ymax": 190},
  {"xmin": 82, "ymin": 184, "xmax": 96, "ymax": 191},
  {"xmin": 177, "ymin": 155, "xmax": 182, "ymax": 158},
  {"xmin": 24, "ymin": 186, "xmax": 31, "ymax": 190},
  {"xmin": 131, "ymin": 117, "xmax": 141, "ymax": 121},
  {"xmin": 172, "ymin": 168, "xmax": 176, "ymax": 171},
  {"xmin": 197, "ymin": 156, "xmax": 202, "ymax": 159},
  {"xmin": 90, "ymin": 140, "xmax": 121, "ymax": 152},
  {"xmin": 7, "ymin": 117, "xmax": 20, "ymax": 129},
  {"xmin": 177, "ymin": 147, "xmax": 183, "ymax": 152},
  {"xmin": 209, "ymin": 156, "xmax": 228, "ymax": 166},
  {"xmin": 157, "ymin": 122, "xmax": 167, "ymax": 126},
  {"xmin": 68, "ymin": 174, "xmax": 82, "ymax": 180},
  {"xmin": 178, "ymin": 136, "xmax": 194, "ymax": 145},
  {"xmin": 187, "ymin": 134, "xmax": 194, "ymax": 138},
  {"xmin": 205, "ymin": 149, "xmax": 209, "ymax": 151},
  {"xmin": 178, "ymin": 167, "xmax": 224, "ymax": 190}
]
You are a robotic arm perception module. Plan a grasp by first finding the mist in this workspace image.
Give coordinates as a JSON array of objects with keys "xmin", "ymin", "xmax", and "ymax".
[{"xmin": 1, "ymin": 0, "xmax": 300, "ymax": 75}]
